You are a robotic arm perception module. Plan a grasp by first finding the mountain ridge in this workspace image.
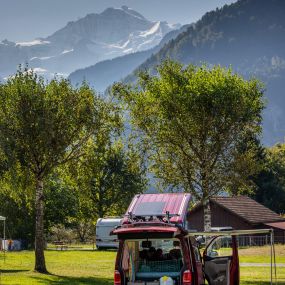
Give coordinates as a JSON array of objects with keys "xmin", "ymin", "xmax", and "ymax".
[
  {"xmin": 0, "ymin": 6, "xmax": 179, "ymax": 79},
  {"xmin": 68, "ymin": 24, "xmax": 190, "ymax": 92}
]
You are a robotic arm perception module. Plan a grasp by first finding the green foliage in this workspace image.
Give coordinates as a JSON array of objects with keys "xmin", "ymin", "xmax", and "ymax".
[
  {"xmin": 0, "ymin": 67, "xmax": 105, "ymax": 272},
  {"xmin": 252, "ymin": 143, "xmax": 285, "ymax": 214},
  {"xmin": 44, "ymin": 173, "xmax": 79, "ymax": 230},
  {"xmin": 71, "ymin": 137, "xmax": 147, "ymax": 220},
  {"xmin": 113, "ymin": 60, "xmax": 264, "ymax": 203},
  {"xmin": 0, "ymin": 68, "xmax": 100, "ymax": 177},
  {"xmin": 0, "ymin": 68, "xmax": 146, "ymax": 249}
]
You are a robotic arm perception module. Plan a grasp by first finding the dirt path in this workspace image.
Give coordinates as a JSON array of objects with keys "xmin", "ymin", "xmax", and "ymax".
[{"xmin": 240, "ymin": 263, "xmax": 285, "ymax": 267}]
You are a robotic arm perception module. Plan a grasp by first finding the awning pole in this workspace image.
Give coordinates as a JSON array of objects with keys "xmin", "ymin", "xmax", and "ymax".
[
  {"xmin": 270, "ymin": 230, "xmax": 273, "ymax": 285},
  {"xmin": 3, "ymin": 219, "xmax": 5, "ymax": 263},
  {"xmin": 272, "ymin": 230, "xmax": 277, "ymax": 285}
]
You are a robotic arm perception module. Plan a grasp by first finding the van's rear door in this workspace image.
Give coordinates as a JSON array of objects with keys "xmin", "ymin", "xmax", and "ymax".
[{"xmin": 203, "ymin": 235, "xmax": 239, "ymax": 285}]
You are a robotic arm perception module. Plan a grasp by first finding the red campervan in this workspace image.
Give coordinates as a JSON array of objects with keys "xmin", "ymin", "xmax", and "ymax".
[{"xmin": 112, "ymin": 193, "xmax": 240, "ymax": 285}]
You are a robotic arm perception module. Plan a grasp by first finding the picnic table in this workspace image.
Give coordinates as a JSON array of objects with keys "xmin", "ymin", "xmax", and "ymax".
[{"xmin": 53, "ymin": 241, "xmax": 68, "ymax": 250}]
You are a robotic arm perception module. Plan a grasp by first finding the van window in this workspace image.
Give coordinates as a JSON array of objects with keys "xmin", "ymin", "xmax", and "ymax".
[
  {"xmin": 121, "ymin": 239, "xmax": 184, "ymax": 283},
  {"xmin": 96, "ymin": 226, "xmax": 113, "ymax": 238},
  {"xmin": 206, "ymin": 236, "xmax": 232, "ymax": 258}
]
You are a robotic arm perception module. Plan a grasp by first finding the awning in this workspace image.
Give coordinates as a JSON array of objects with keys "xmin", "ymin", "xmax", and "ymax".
[
  {"xmin": 265, "ymin": 221, "xmax": 285, "ymax": 230},
  {"xmin": 187, "ymin": 229, "xmax": 273, "ymax": 237}
]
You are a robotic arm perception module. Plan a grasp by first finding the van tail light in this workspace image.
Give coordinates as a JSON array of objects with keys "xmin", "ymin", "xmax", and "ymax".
[
  {"xmin": 183, "ymin": 269, "xmax": 192, "ymax": 285},
  {"xmin": 114, "ymin": 270, "xmax": 121, "ymax": 285}
]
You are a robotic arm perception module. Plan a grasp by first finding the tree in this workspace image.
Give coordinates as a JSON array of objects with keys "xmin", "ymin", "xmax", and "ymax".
[
  {"xmin": 0, "ymin": 163, "xmax": 35, "ymax": 247},
  {"xmin": 252, "ymin": 143, "xmax": 285, "ymax": 214},
  {"xmin": 44, "ymin": 172, "xmax": 79, "ymax": 231},
  {"xmin": 0, "ymin": 69, "xmax": 103, "ymax": 272},
  {"xmin": 72, "ymin": 136, "xmax": 147, "ymax": 221},
  {"xmin": 113, "ymin": 60, "xmax": 264, "ymax": 231},
  {"xmin": 0, "ymin": 170, "xmax": 79, "ymax": 247}
]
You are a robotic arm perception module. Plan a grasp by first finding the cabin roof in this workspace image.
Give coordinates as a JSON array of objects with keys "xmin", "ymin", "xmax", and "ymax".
[{"xmin": 189, "ymin": 196, "xmax": 284, "ymax": 225}]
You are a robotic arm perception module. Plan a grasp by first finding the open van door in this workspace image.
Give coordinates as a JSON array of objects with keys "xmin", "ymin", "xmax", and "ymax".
[
  {"xmin": 188, "ymin": 229, "xmax": 275, "ymax": 285},
  {"xmin": 203, "ymin": 235, "xmax": 239, "ymax": 285}
]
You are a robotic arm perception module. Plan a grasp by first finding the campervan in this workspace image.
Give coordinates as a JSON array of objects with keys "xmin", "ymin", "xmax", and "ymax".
[
  {"xmin": 111, "ymin": 193, "xmax": 274, "ymax": 285},
  {"xmin": 96, "ymin": 217, "xmax": 122, "ymax": 249}
]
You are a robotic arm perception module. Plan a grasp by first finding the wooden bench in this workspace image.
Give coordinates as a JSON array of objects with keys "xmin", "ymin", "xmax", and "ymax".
[{"xmin": 53, "ymin": 241, "xmax": 68, "ymax": 251}]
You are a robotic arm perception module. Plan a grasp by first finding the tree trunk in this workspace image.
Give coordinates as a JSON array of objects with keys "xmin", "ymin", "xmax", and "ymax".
[
  {"xmin": 203, "ymin": 199, "xmax": 211, "ymax": 232},
  {"xmin": 34, "ymin": 177, "xmax": 48, "ymax": 273}
]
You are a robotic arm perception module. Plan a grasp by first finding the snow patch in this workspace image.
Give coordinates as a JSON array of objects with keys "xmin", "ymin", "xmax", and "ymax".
[
  {"xmin": 109, "ymin": 40, "xmax": 131, "ymax": 50},
  {"xmin": 30, "ymin": 55, "xmax": 55, "ymax": 61},
  {"xmin": 16, "ymin": 39, "xmax": 50, "ymax": 47},
  {"xmin": 31, "ymin": 67, "xmax": 48, "ymax": 73},
  {"xmin": 61, "ymin": 49, "xmax": 74, "ymax": 54},
  {"xmin": 140, "ymin": 22, "xmax": 162, "ymax": 38}
]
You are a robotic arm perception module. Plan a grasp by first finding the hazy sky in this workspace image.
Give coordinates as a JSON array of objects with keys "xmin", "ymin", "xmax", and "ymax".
[{"xmin": 1, "ymin": 0, "xmax": 237, "ymax": 42}]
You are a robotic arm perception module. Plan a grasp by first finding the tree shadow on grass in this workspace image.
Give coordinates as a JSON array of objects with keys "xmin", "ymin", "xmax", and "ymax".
[
  {"xmin": 0, "ymin": 269, "xmax": 29, "ymax": 273},
  {"xmin": 31, "ymin": 275, "xmax": 113, "ymax": 285}
]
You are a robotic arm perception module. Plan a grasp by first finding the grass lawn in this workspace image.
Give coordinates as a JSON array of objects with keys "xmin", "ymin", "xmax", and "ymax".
[
  {"xmin": 0, "ymin": 250, "xmax": 116, "ymax": 284},
  {"xmin": 0, "ymin": 246, "xmax": 284, "ymax": 284},
  {"xmin": 240, "ymin": 266, "xmax": 285, "ymax": 285},
  {"xmin": 239, "ymin": 245, "xmax": 285, "ymax": 263}
]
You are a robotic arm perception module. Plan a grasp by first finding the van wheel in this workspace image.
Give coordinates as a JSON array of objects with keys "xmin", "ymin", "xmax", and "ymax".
[{"xmin": 97, "ymin": 247, "xmax": 102, "ymax": 250}]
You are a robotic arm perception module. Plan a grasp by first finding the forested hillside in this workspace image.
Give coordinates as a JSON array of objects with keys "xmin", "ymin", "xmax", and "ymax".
[{"xmin": 126, "ymin": 0, "xmax": 285, "ymax": 145}]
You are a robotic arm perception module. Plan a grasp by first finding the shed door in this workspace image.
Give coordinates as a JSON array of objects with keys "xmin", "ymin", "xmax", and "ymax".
[{"xmin": 203, "ymin": 236, "xmax": 239, "ymax": 285}]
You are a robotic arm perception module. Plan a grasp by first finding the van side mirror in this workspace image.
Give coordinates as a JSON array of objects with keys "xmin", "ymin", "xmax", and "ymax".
[{"xmin": 209, "ymin": 250, "xmax": 219, "ymax": 257}]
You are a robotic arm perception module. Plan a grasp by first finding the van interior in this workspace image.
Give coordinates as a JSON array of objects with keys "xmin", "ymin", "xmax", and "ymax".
[{"xmin": 121, "ymin": 238, "xmax": 184, "ymax": 285}]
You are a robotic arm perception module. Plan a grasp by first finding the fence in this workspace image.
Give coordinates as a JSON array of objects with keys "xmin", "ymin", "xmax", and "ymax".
[{"xmin": 232, "ymin": 235, "xmax": 284, "ymax": 247}]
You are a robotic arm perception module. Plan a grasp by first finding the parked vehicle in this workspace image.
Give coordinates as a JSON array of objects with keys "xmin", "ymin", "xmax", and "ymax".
[
  {"xmin": 96, "ymin": 217, "xmax": 122, "ymax": 249},
  {"xmin": 211, "ymin": 227, "xmax": 233, "ymax": 232},
  {"xmin": 112, "ymin": 193, "xmax": 274, "ymax": 285}
]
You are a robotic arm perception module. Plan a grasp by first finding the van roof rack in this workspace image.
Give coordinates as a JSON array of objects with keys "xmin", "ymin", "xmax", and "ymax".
[{"xmin": 126, "ymin": 211, "xmax": 179, "ymax": 223}]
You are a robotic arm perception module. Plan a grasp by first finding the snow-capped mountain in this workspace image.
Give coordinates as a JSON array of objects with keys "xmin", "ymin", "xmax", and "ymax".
[{"xmin": 0, "ymin": 6, "xmax": 179, "ymax": 79}]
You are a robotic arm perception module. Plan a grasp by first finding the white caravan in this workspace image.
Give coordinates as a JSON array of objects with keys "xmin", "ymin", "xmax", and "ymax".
[{"xmin": 96, "ymin": 217, "xmax": 122, "ymax": 249}]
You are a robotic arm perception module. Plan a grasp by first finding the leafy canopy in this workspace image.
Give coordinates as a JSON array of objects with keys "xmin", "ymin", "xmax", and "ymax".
[
  {"xmin": 0, "ymin": 68, "xmax": 102, "ymax": 178},
  {"xmin": 252, "ymin": 143, "xmax": 285, "ymax": 214},
  {"xmin": 113, "ymin": 60, "xmax": 264, "ymax": 201}
]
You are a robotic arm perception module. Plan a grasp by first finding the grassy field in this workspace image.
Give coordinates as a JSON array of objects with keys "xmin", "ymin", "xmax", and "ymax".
[
  {"xmin": 239, "ymin": 245, "xmax": 285, "ymax": 263},
  {"xmin": 0, "ymin": 246, "xmax": 284, "ymax": 284},
  {"xmin": 0, "ymin": 250, "xmax": 115, "ymax": 284}
]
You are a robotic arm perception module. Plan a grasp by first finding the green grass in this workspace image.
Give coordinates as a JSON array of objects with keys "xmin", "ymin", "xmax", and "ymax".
[
  {"xmin": 0, "ymin": 247, "xmax": 284, "ymax": 284},
  {"xmin": 0, "ymin": 250, "xmax": 116, "ymax": 284},
  {"xmin": 239, "ymin": 245, "xmax": 285, "ymax": 263},
  {"xmin": 240, "ymin": 267, "xmax": 285, "ymax": 284}
]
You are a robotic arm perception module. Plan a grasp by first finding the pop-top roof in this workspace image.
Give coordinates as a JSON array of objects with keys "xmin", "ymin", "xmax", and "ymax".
[{"xmin": 125, "ymin": 193, "xmax": 191, "ymax": 223}]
